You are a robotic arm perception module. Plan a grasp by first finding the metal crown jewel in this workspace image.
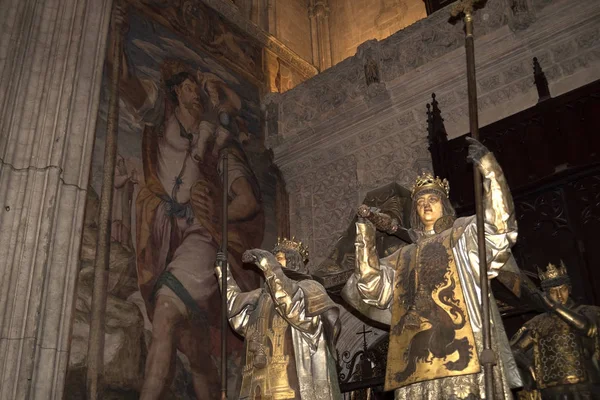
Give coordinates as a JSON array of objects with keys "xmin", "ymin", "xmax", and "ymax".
[
  {"xmin": 538, "ymin": 261, "xmax": 569, "ymax": 282},
  {"xmin": 275, "ymin": 236, "xmax": 309, "ymax": 261},
  {"xmin": 411, "ymin": 172, "xmax": 450, "ymax": 199}
]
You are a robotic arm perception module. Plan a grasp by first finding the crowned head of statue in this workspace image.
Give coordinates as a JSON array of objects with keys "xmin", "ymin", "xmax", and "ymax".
[
  {"xmin": 272, "ymin": 237, "xmax": 309, "ymax": 274},
  {"xmin": 410, "ymin": 172, "xmax": 456, "ymax": 234},
  {"xmin": 538, "ymin": 261, "xmax": 571, "ymax": 305}
]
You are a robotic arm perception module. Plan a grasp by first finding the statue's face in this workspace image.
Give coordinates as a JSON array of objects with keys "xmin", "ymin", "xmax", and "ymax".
[
  {"xmin": 547, "ymin": 284, "xmax": 570, "ymax": 305},
  {"xmin": 275, "ymin": 251, "xmax": 287, "ymax": 268},
  {"xmin": 416, "ymin": 193, "xmax": 443, "ymax": 228}
]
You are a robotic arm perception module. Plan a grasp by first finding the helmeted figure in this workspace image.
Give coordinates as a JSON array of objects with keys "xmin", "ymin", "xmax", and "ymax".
[
  {"xmin": 216, "ymin": 238, "xmax": 342, "ymax": 400},
  {"xmin": 342, "ymin": 138, "xmax": 522, "ymax": 399},
  {"xmin": 511, "ymin": 262, "xmax": 600, "ymax": 400}
]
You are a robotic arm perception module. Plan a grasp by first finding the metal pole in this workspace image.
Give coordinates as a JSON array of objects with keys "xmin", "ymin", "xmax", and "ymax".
[
  {"xmin": 220, "ymin": 152, "xmax": 229, "ymax": 400},
  {"xmin": 86, "ymin": 8, "xmax": 122, "ymax": 400},
  {"xmin": 461, "ymin": 6, "xmax": 496, "ymax": 399}
]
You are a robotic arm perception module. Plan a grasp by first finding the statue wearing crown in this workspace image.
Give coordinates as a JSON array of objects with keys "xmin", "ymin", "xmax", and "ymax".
[
  {"xmin": 215, "ymin": 238, "xmax": 342, "ymax": 400},
  {"xmin": 510, "ymin": 262, "xmax": 600, "ymax": 399},
  {"xmin": 342, "ymin": 137, "xmax": 522, "ymax": 399}
]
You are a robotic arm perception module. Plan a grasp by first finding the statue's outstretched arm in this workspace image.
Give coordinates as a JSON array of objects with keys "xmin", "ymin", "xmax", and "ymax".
[
  {"xmin": 540, "ymin": 295, "xmax": 597, "ymax": 337},
  {"xmin": 466, "ymin": 137, "xmax": 517, "ymax": 275},
  {"xmin": 355, "ymin": 220, "xmax": 395, "ymax": 309}
]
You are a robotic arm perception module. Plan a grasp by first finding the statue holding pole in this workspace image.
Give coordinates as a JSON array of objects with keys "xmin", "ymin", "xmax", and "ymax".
[
  {"xmin": 342, "ymin": 1, "xmax": 527, "ymax": 396},
  {"xmin": 342, "ymin": 144, "xmax": 523, "ymax": 398},
  {"xmin": 216, "ymin": 238, "xmax": 342, "ymax": 400}
]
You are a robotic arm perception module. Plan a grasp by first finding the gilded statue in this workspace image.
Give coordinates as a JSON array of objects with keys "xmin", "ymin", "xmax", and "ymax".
[
  {"xmin": 215, "ymin": 238, "xmax": 342, "ymax": 400},
  {"xmin": 511, "ymin": 261, "xmax": 600, "ymax": 399},
  {"xmin": 342, "ymin": 137, "xmax": 523, "ymax": 399}
]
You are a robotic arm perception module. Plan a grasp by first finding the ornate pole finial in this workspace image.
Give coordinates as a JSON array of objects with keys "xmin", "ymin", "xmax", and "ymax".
[{"xmin": 450, "ymin": 0, "xmax": 486, "ymax": 17}]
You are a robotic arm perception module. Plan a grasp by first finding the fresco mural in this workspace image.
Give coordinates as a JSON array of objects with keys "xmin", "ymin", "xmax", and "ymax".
[{"xmin": 67, "ymin": 2, "xmax": 274, "ymax": 399}]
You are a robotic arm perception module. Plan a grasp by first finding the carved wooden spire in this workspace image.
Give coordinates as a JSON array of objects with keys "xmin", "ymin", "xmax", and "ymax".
[
  {"xmin": 426, "ymin": 93, "xmax": 449, "ymax": 179},
  {"xmin": 533, "ymin": 57, "xmax": 551, "ymax": 102}
]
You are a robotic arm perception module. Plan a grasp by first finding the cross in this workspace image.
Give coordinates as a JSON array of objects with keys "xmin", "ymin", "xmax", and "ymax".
[
  {"xmin": 356, "ymin": 325, "xmax": 373, "ymax": 352},
  {"xmin": 450, "ymin": 0, "xmax": 485, "ymax": 18}
]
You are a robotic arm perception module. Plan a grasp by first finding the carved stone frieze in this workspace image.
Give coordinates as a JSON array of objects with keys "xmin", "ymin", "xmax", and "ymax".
[
  {"xmin": 532, "ymin": 0, "xmax": 554, "ymax": 12},
  {"xmin": 551, "ymin": 40, "xmax": 578, "ymax": 62},
  {"xmin": 503, "ymin": 60, "xmax": 530, "ymax": 84},
  {"xmin": 479, "ymin": 74, "xmax": 502, "ymax": 93},
  {"xmin": 575, "ymin": 27, "xmax": 600, "ymax": 50},
  {"xmin": 507, "ymin": 0, "xmax": 537, "ymax": 31},
  {"xmin": 560, "ymin": 49, "xmax": 600, "ymax": 77}
]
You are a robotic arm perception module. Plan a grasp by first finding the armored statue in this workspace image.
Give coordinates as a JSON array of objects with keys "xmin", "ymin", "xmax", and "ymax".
[
  {"xmin": 215, "ymin": 238, "xmax": 342, "ymax": 400},
  {"xmin": 342, "ymin": 137, "xmax": 522, "ymax": 399},
  {"xmin": 511, "ymin": 262, "xmax": 600, "ymax": 399}
]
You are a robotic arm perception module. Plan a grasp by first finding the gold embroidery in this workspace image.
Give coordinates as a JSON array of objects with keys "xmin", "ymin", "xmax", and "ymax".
[{"xmin": 240, "ymin": 297, "xmax": 296, "ymax": 399}]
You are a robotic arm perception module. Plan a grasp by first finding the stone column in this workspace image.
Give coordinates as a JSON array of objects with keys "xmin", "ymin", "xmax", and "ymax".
[
  {"xmin": 308, "ymin": 0, "xmax": 332, "ymax": 71},
  {"xmin": 0, "ymin": 0, "xmax": 113, "ymax": 398}
]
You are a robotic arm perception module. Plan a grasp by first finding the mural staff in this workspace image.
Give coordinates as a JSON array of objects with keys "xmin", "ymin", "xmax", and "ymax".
[
  {"xmin": 343, "ymin": 138, "xmax": 523, "ymax": 399},
  {"xmin": 108, "ymin": 5, "xmax": 264, "ymax": 399},
  {"xmin": 216, "ymin": 238, "xmax": 342, "ymax": 400}
]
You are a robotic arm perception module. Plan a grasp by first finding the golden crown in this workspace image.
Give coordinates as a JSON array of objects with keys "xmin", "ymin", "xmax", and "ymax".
[
  {"xmin": 274, "ymin": 236, "xmax": 309, "ymax": 262},
  {"xmin": 538, "ymin": 261, "xmax": 569, "ymax": 282},
  {"xmin": 411, "ymin": 172, "xmax": 450, "ymax": 199}
]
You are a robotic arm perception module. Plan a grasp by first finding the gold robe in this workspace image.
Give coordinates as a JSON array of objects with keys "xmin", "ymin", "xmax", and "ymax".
[{"xmin": 342, "ymin": 153, "xmax": 522, "ymax": 399}]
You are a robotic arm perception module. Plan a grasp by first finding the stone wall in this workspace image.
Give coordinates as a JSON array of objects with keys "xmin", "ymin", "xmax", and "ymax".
[
  {"xmin": 265, "ymin": 0, "xmax": 600, "ymax": 269},
  {"xmin": 274, "ymin": 0, "xmax": 313, "ymax": 63},
  {"xmin": 329, "ymin": 0, "xmax": 427, "ymax": 65}
]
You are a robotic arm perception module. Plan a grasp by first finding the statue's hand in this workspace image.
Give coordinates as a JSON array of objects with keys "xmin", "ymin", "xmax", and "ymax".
[
  {"xmin": 532, "ymin": 289, "xmax": 556, "ymax": 312},
  {"xmin": 242, "ymin": 249, "xmax": 278, "ymax": 275},
  {"xmin": 466, "ymin": 136, "xmax": 490, "ymax": 170},
  {"xmin": 357, "ymin": 204, "xmax": 371, "ymax": 218},
  {"xmin": 243, "ymin": 249, "xmax": 300, "ymax": 307}
]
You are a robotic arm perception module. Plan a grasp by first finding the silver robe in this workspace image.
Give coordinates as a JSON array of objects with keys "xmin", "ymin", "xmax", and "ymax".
[
  {"xmin": 342, "ymin": 153, "xmax": 523, "ymax": 399},
  {"xmin": 217, "ymin": 266, "xmax": 341, "ymax": 400}
]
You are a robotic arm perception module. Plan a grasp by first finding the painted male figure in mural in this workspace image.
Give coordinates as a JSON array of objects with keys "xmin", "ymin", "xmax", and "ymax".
[{"xmin": 109, "ymin": 5, "xmax": 264, "ymax": 399}]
